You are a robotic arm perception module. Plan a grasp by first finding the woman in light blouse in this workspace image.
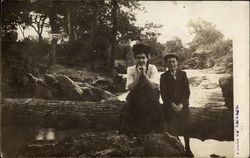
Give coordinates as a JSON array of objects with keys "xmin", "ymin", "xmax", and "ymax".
[
  {"xmin": 126, "ymin": 44, "xmax": 159, "ymax": 91},
  {"xmin": 121, "ymin": 43, "xmax": 166, "ymax": 134}
]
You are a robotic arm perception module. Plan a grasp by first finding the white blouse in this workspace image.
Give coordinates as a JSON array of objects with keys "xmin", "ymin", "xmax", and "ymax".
[{"xmin": 126, "ymin": 64, "xmax": 159, "ymax": 90}]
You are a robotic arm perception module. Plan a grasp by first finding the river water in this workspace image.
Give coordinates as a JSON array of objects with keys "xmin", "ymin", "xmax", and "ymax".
[{"xmin": 2, "ymin": 69, "xmax": 233, "ymax": 157}]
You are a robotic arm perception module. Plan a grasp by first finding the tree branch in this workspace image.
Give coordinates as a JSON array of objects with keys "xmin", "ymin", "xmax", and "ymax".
[{"xmin": 30, "ymin": 24, "xmax": 39, "ymax": 34}]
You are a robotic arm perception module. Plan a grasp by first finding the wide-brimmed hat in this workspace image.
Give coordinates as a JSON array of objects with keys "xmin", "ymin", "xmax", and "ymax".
[{"xmin": 163, "ymin": 53, "xmax": 180, "ymax": 61}]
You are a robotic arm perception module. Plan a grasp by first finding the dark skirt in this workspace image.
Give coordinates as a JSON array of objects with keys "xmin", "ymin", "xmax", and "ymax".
[
  {"xmin": 162, "ymin": 104, "xmax": 190, "ymax": 136},
  {"xmin": 120, "ymin": 77, "xmax": 166, "ymax": 134}
]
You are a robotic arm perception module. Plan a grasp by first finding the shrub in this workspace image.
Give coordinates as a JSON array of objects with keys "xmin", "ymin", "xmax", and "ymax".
[{"xmin": 2, "ymin": 39, "xmax": 50, "ymax": 97}]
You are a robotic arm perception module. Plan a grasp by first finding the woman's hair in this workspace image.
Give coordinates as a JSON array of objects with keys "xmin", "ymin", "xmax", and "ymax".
[{"xmin": 132, "ymin": 43, "xmax": 151, "ymax": 58}]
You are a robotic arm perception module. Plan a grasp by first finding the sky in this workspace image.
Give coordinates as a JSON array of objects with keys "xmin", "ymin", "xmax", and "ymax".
[
  {"xmin": 134, "ymin": 1, "xmax": 248, "ymax": 45},
  {"xmin": 18, "ymin": 1, "xmax": 249, "ymax": 46}
]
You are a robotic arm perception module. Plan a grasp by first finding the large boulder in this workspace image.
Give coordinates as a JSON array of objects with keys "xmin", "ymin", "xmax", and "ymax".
[
  {"xmin": 26, "ymin": 73, "xmax": 116, "ymax": 102},
  {"xmin": 91, "ymin": 73, "xmax": 126, "ymax": 93},
  {"xmin": 79, "ymin": 83, "xmax": 117, "ymax": 102},
  {"xmin": 55, "ymin": 75, "xmax": 84, "ymax": 101},
  {"xmin": 54, "ymin": 75, "xmax": 116, "ymax": 102},
  {"xmin": 219, "ymin": 74, "xmax": 233, "ymax": 110},
  {"xmin": 43, "ymin": 74, "xmax": 62, "ymax": 99},
  {"xmin": 26, "ymin": 73, "xmax": 53, "ymax": 99}
]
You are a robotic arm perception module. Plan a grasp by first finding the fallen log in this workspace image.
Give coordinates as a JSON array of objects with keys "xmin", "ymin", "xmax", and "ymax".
[{"xmin": 1, "ymin": 98, "xmax": 233, "ymax": 141}]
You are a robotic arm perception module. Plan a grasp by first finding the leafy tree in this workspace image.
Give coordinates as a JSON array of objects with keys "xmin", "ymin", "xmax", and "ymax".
[
  {"xmin": 26, "ymin": 11, "xmax": 48, "ymax": 43},
  {"xmin": 164, "ymin": 37, "xmax": 193, "ymax": 62},
  {"xmin": 187, "ymin": 18, "xmax": 223, "ymax": 49},
  {"xmin": 139, "ymin": 22, "xmax": 164, "ymax": 57},
  {"xmin": 2, "ymin": 0, "xmax": 144, "ymax": 73},
  {"xmin": 164, "ymin": 37, "xmax": 184, "ymax": 54},
  {"xmin": 2, "ymin": 1, "xmax": 30, "ymax": 32}
]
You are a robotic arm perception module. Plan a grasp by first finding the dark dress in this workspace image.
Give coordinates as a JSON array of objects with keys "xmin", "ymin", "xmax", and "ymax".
[
  {"xmin": 120, "ymin": 76, "xmax": 166, "ymax": 134},
  {"xmin": 160, "ymin": 69, "xmax": 190, "ymax": 136}
]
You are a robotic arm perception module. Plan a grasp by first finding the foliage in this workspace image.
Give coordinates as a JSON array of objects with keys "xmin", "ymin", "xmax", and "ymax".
[
  {"xmin": 185, "ymin": 19, "xmax": 232, "ymax": 70},
  {"xmin": 56, "ymin": 40, "xmax": 92, "ymax": 67},
  {"xmin": 2, "ymin": 1, "xmax": 31, "ymax": 31},
  {"xmin": 2, "ymin": 39, "xmax": 51, "ymax": 97},
  {"xmin": 187, "ymin": 18, "xmax": 232, "ymax": 60},
  {"xmin": 187, "ymin": 18, "xmax": 224, "ymax": 49},
  {"xmin": 164, "ymin": 37, "xmax": 192, "ymax": 62},
  {"xmin": 139, "ymin": 22, "xmax": 165, "ymax": 57}
]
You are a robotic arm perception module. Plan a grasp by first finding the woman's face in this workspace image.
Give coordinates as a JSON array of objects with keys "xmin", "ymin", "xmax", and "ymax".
[
  {"xmin": 166, "ymin": 57, "xmax": 178, "ymax": 71},
  {"xmin": 135, "ymin": 53, "xmax": 148, "ymax": 66}
]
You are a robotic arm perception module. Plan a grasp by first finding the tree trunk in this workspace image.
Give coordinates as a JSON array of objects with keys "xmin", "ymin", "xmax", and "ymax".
[
  {"xmin": 88, "ymin": 3, "xmax": 98, "ymax": 70},
  {"xmin": 48, "ymin": 3, "xmax": 60, "ymax": 67},
  {"xmin": 2, "ymin": 98, "xmax": 233, "ymax": 141},
  {"xmin": 18, "ymin": 25, "xmax": 25, "ymax": 39},
  {"xmin": 67, "ymin": 10, "xmax": 73, "ymax": 41},
  {"xmin": 38, "ymin": 34, "xmax": 42, "ymax": 43},
  {"xmin": 108, "ymin": 0, "xmax": 118, "ymax": 75},
  {"xmin": 50, "ymin": 38, "xmax": 57, "ymax": 65}
]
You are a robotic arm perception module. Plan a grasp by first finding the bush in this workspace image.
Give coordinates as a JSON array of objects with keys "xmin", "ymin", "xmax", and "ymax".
[
  {"xmin": 2, "ymin": 39, "xmax": 50, "ymax": 97},
  {"xmin": 57, "ymin": 41, "xmax": 90, "ymax": 67}
]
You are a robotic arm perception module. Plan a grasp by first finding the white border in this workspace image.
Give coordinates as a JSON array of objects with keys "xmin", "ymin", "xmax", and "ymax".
[{"xmin": 233, "ymin": 2, "xmax": 249, "ymax": 157}]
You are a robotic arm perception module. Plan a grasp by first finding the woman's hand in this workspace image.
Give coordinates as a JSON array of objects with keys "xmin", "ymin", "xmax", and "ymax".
[
  {"xmin": 137, "ymin": 65, "xmax": 147, "ymax": 78},
  {"xmin": 171, "ymin": 103, "xmax": 181, "ymax": 113},
  {"xmin": 177, "ymin": 103, "xmax": 183, "ymax": 111}
]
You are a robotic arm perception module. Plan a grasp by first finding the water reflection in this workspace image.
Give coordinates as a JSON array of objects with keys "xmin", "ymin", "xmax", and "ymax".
[
  {"xmin": 36, "ymin": 128, "xmax": 55, "ymax": 141},
  {"xmin": 2, "ymin": 126, "xmax": 83, "ymax": 157}
]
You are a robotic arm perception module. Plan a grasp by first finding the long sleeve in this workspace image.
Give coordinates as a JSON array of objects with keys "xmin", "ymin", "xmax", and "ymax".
[
  {"xmin": 160, "ymin": 75, "xmax": 169, "ymax": 105},
  {"xmin": 181, "ymin": 72, "xmax": 190, "ymax": 108},
  {"xmin": 149, "ymin": 65, "xmax": 159, "ymax": 85},
  {"xmin": 125, "ymin": 67, "xmax": 134, "ymax": 90}
]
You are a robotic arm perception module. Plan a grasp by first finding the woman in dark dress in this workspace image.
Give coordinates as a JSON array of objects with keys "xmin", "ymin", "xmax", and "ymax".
[{"xmin": 160, "ymin": 53, "xmax": 194, "ymax": 157}]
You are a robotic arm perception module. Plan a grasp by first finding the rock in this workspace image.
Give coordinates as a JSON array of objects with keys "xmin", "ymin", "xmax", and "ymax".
[
  {"xmin": 26, "ymin": 73, "xmax": 116, "ymax": 102},
  {"xmin": 21, "ymin": 131, "xmax": 185, "ymax": 157},
  {"xmin": 142, "ymin": 133, "xmax": 185, "ymax": 157},
  {"xmin": 91, "ymin": 74, "xmax": 126, "ymax": 93},
  {"xmin": 26, "ymin": 73, "xmax": 53, "ymax": 99},
  {"xmin": 80, "ymin": 83, "xmax": 117, "ymax": 102},
  {"xmin": 54, "ymin": 76, "xmax": 116, "ymax": 102},
  {"xmin": 210, "ymin": 154, "xmax": 226, "ymax": 158},
  {"xmin": 44, "ymin": 74, "xmax": 58, "ymax": 86},
  {"xmin": 189, "ymin": 76, "xmax": 208, "ymax": 87},
  {"xmin": 55, "ymin": 75, "xmax": 84, "ymax": 101},
  {"xmin": 68, "ymin": 75, "xmax": 86, "ymax": 83},
  {"xmin": 92, "ymin": 76, "xmax": 114, "ymax": 90},
  {"xmin": 112, "ymin": 73, "xmax": 126, "ymax": 93},
  {"xmin": 115, "ymin": 63, "xmax": 127, "ymax": 74},
  {"xmin": 219, "ymin": 74, "xmax": 233, "ymax": 110},
  {"xmin": 43, "ymin": 74, "xmax": 62, "ymax": 99},
  {"xmin": 201, "ymin": 80, "xmax": 219, "ymax": 89},
  {"xmin": 75, "ymin": 81, "xmax": 85, "ymax": 87}
]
